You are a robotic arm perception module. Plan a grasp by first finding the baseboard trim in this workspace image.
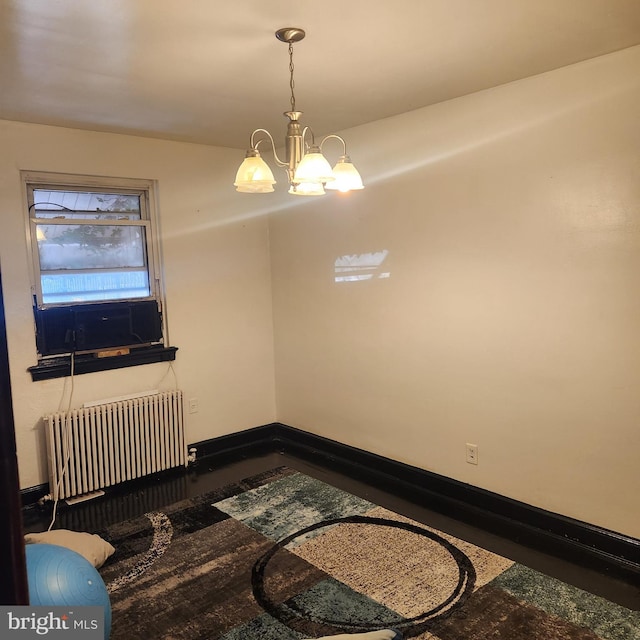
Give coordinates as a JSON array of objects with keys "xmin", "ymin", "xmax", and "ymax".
[
  {"xmin": 269, "ymin": 424, "xmax": 639, "ymax": 580},
  {"xmin": 21, "ymin": 483, "xmax": 48, "ymax": 507},
  {"xmin": 190, "ymin": 423, "xmax": 277, "ymax": 461},
  {"xmin": 20, "ymin": 424, "xmax": 278, "ymax": 508},
  {"xmin": 22, "ymin": 421, "xmax": 639, "ymax": 580},
  {"xmin": 196, "ymin": 423, "xmax": 639, "ymax": 579}
]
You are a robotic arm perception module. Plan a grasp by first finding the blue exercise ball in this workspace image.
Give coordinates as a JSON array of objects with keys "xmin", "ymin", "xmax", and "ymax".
[{"xmin": 26, "ymin": 543, "xmax": 111, "ymax": 639}]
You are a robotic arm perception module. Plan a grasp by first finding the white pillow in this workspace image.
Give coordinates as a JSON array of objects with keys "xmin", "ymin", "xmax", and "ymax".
[{"xmin": 25, "ymin": 530, "xmax": 115, "ymax": 568}]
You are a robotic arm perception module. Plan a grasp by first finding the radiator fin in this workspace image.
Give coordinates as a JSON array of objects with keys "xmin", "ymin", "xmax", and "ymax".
[{"xmin": 45, "ymin": 390, "xmax": 186, "ymax": 501}]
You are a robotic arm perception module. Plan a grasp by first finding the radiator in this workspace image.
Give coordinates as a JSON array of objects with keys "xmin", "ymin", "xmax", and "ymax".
[{"xmin": 45, "ymin": 390, "xmax": 186, "ymax": 501}]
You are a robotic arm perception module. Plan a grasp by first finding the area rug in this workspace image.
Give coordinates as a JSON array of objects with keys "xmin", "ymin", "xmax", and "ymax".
[{"xmin": 96, "ymin": 466, "xmax": 639, "ymax": 640}]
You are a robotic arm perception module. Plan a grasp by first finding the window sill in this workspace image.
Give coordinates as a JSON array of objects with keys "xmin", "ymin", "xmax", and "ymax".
[{"xmin": 28, "ymin": 345, "xmax": 178, "ymax": 381}]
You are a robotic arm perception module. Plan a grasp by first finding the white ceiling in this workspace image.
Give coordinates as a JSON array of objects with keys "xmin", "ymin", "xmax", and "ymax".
[{"xmin": 1, "ymin": 0, "xmax": 640, "ymax": 150}]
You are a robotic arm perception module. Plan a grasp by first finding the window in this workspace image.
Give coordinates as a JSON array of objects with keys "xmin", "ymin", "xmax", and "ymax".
[{"xmin": 24, "ymin": 172, "xmax": 175, "ymax": 378}]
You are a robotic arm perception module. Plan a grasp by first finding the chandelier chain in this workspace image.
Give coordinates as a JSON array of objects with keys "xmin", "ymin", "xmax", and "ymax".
[{"xmin": 288, "ymin": 42, "xmax": 296, "ymax": 112}]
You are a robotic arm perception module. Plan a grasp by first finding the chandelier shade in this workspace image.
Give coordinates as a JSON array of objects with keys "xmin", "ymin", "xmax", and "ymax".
[
  {"xmin": 288, "ymin": 181, "xmax": 326, "ymax": 196},
  {"xmin": 293, "ymin": 145, "xmax": 335, "ymax": 184},
  {"xmin": 234, "ymin": 28, "xmax": 364, "ymax": 196},
  {"xmin": 325, "ymin": 156, "xmax": 365, "ymax": 192},
  {"xmin": 234, "ymin": 151, "xmax": 276, "ymax": 193}
]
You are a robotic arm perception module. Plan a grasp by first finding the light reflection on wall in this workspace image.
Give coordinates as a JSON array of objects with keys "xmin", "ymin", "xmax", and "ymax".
[{"xmin": 334, "ymin": 250, "xmax": 390, "ymax": 282}]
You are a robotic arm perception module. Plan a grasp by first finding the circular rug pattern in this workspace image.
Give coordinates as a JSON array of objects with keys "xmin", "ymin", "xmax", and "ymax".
[{"xmin": 252, "ymin": 515, "xmax": 476, "ymax": 635}]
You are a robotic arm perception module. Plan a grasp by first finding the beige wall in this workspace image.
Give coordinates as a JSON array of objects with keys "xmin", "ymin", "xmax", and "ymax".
[
  {"xmin": 270, "ymin": 46, "xmax": 640, "ymax": 538},
  {"xmin": 3, "ymin": 45, "xmax": 639, "ymax": 540},
  {"xmin": 0, "ymin": 120, "xmax": 277, "ymax": 490}
]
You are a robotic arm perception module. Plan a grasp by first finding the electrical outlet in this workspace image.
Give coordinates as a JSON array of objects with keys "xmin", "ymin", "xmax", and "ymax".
[
  {"xmin": 188, "ymin": 398, "xmax": 199, "ymax": 414},
  {"xmin": 466, "ymin": 443, "xmax": 478, "ymax": 465}
]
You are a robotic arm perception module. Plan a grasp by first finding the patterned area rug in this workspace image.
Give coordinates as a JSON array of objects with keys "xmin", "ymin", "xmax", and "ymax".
[{"xmin": 97, "ymin": 467, "xmax": 639, "ymax": 639}]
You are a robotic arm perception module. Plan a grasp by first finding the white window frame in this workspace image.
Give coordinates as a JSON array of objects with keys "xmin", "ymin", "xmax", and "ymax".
[{"xmin": 23, "ymin": 171, "xmax": 164, "ymax": 312}]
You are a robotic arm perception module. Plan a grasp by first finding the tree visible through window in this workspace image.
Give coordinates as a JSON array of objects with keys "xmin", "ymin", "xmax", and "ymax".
[{"xmin": 30, "ymin": 188, "xmax": 153, "ymax": 305}]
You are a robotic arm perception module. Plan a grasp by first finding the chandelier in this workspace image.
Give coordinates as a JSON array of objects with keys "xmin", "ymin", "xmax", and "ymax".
[{"xmin": 234, "ymin": 28, "xmax": 365, "ymax": 196}]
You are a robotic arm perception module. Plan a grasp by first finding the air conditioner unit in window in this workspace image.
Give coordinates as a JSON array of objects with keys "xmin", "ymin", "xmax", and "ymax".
[{"xmin": 34, "ymin": 300, "xmax": 163, "ymax": 356}]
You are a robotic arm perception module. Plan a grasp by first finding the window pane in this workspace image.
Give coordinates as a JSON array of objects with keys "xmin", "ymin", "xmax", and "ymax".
[
  {"xmin": 41, "ymin": 271, "xmax": 150, "ymax": 304},
  {"xmin": 33, "ymin": 189, "xmax": 141, "ymax": 220},
  {"xmin": 35, "ymin": 211, "xmax": 141, "ymax": 221},
  {"xmin": 37, "ymin": 224, "xmax": 147, "ymax": 270},
  {"xmin": 27, "ymin": 178, "xmax": 159, "ymax": 313}
]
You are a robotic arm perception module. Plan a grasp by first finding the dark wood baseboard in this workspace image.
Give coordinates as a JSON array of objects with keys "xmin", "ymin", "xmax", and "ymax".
[
  {"xmin": 190, "ymin": 422, "xmax": 639, "ymax": 580},
  {"xmin": 23, "ymin": 421, "xmax": 640, "ymax": 581}
]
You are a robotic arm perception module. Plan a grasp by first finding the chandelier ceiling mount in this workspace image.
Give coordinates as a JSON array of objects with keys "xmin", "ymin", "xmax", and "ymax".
[{"xmin": 275, "ymin": 27, "xmax": 306, "ymax": 44}]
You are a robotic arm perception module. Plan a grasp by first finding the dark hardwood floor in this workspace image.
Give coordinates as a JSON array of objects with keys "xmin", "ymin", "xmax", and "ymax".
[{"xmin": 22, "ymin": 450, "xmax": 639, "ymax": 611}]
